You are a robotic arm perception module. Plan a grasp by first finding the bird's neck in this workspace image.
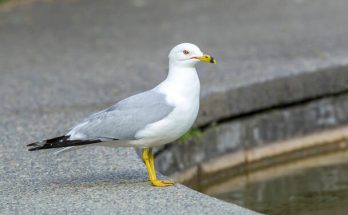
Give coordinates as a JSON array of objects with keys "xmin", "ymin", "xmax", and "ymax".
[
  {"xmin": 155, "ymin": 65, "xmax": 200, "ymax": 99},
  {"xmin": 167, "ymin": 65, "xmax": 199, "ymax": 84}
]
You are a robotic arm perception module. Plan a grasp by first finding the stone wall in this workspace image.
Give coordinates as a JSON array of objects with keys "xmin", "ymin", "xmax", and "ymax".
[{"xmin": 156, "ymin": 80, "xmax": 348, "ymax": 185}]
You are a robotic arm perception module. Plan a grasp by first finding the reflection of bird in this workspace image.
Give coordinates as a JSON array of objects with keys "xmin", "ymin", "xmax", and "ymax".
[{"xmin": 27, "ymin": 43, "xmax": 216, "ymax": 187}]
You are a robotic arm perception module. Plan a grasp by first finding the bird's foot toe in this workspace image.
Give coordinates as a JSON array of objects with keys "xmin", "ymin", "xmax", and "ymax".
[{"xmin": 150, "ymin": 179, "xmax": 175, "ymax": 187}]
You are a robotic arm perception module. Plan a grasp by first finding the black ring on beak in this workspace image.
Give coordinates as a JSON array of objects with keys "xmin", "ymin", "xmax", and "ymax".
[{"xmin": 210, "ymin": 57, "xmax": 215, "ymax": 64}]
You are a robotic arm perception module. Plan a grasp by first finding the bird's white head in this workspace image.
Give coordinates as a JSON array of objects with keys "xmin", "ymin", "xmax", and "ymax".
[{"xmin": 168, "ymin": 43, "xmax": 216, "ymax": 68}]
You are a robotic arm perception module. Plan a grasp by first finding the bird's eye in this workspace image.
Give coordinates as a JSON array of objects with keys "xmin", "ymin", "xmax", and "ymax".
[{"xmin": 183, "ymin": 50, "xmax": 190, "ymax": 55}]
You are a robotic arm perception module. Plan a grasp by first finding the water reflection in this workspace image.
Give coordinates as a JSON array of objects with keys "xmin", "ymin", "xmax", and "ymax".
[{"xmin": 201, "ymin": 150, "xmax": 348, "ymax": 215}]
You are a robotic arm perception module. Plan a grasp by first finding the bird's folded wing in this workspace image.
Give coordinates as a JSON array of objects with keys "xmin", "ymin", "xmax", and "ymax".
[{"xmin": 67, "ymin": 90, "xmax": 174, "ymax": 141}]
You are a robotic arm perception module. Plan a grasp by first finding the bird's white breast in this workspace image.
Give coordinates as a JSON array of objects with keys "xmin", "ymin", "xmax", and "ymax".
[{"xmin": 133, "ymin": 67, "xmax": 200, "ymax": 147}]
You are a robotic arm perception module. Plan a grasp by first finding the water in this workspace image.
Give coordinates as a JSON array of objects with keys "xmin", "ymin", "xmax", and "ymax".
[{"xmin": 200, "ymin": 150, "xmax": 348, "ymax": 215}]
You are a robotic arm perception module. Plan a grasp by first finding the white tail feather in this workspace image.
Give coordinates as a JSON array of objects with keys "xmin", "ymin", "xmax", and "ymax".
[{"xmin": 51, "ymin": 146, "xmax": 86, "ymax": 155}]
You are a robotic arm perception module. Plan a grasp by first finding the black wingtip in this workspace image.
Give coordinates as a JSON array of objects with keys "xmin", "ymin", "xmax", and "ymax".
[
  {"xmin": 27, "ymin": 135, "xmax": 102, "ymax": 151},
  {"xmin": 28, "ymin": 147, "xmax": 41, "ymax": 151},
  {"xmin": 27, "ymin": 142, "xmax": 40, "ymax": 147},
  {"xmin": 27, "ymin": 136, "xmax": 68, "ymax": 151},
  {"xmin": 27, "ymin": 141, "xmax": 44, "ymax": 151}
]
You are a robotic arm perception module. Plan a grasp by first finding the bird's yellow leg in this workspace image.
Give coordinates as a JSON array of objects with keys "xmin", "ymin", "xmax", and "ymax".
[
  {"xmin": 148, "ymin": 148, "xmax": 174, "ymax": 186},
  {"xmin": 142, "ymin": 148, "xmax": 174, "ymax": 187},
  {"xmin": 148, "ymin": 148, "xmax": 156, "ymax": 174},
  {"xmin": 142, "ymin": 148, "xmax": 156, "ymax": 181}
]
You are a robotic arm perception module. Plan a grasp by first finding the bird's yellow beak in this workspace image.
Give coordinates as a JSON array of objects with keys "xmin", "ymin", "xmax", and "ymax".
[{"xmin": 193, "ymin": 54, "xmax": 217, "ymax": 64}]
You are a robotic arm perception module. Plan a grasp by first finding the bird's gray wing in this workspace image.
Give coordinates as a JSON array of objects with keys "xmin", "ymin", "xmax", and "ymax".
[{"xmin": 68, "ymin": 90, "xmax": 174, "ymax": 141}]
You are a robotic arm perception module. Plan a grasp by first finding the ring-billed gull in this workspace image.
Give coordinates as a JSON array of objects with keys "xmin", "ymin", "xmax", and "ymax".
[{"xmin": 27, "ymin": 43, "xmax": 216, "ymax": 187}]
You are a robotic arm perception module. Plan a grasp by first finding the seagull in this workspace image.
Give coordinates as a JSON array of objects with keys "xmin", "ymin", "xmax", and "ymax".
[{"xmin": 27, "ymin": 43, "xmax": 216, "ymax": 187}]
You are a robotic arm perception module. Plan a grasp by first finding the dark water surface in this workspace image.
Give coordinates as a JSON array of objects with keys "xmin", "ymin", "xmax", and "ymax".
[{"xmin": 201, "ymin": 151, "xmax": 348, "ymax": 215}]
